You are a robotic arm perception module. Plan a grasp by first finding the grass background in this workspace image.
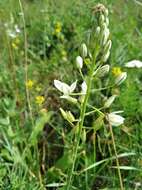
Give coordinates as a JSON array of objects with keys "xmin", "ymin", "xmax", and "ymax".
[{"xmin": 0, "ymin": 0, "xmax": 142, "ymax": 189}]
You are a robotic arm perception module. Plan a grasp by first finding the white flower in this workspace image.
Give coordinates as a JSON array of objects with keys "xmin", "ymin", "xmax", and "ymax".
[
  {"xmin": 107, "ymin": 112, "xmax": 125, "ymax": 126},
  {"xmin": 76, "ymin": 56, "xmax": 83, "ymax": 69},
  {"xmin": 104, "ymin": 95, "xmax": 117, "ymax": 108},
  {"xmin": 81, "ymin": 81, "xmax": 87, "ymax": 94},
  {"xmin": 125, "ymin": 60, "xmax": 142, "ymax": 68},
  {"xmin": 115, "ymin": 72, "xmax": 127, "ymax": 85},
  {"xmin": 15, "ymin": 25, "xmax": 21, "ymax": 33},
  {"xmin": 54, "ymin": 80, "xmax": 77, "ymax": 95}
]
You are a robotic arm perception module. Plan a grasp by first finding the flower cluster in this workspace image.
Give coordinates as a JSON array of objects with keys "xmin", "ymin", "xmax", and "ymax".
[{"xmin": 54, "ymin": 4, "xmax": 127, "ymax": 128}]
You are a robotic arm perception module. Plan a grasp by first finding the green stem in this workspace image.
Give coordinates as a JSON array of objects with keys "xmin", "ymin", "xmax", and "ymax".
[{"xmin": 66, "ymin": 62, "xmax": 96, "ymax": 190}]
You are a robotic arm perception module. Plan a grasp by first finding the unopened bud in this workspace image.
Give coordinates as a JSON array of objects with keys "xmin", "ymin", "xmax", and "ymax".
[
  {"xmin": 103, "ymin": 28, "xmax": 110, "ymax": 45},
  {"xmin": 82, "ymin": 129, "xmax": 86, "ymax": 143},
  {"xmin": 76, "ymin": 56, "xmax": 83, "ymax": 69},
  {"xmin": 94, "ymin": 64, "xmax": 110, "ymax": 77},
  {"xmin": 104, "ymin": 95, "xmax": 117, "ymax": 108},
  {"xmin": 60, "ymin": 108, "xmax": 75, "ymax": 123},
  {"xmin": 104, "ymin": 40, "xmax": 112, "ymax": 53},
  {"xmin": 105, "ymin": 18, "xmax": 109, "ymax": 26},
  {"xmin": 60, "ymin": 108, "xmax": 67, "ymax": 120},
  {"xmin": 96, "ymin": 26, "xmax": 101, "ymax": 36},
  {"xmin": 80, "ymin": 43, "xmax": 87, "ymax": 58},
  {"xmin": 100, "ymin": 14, "xmax": 105, "ymax": 25},
  {"xmin": 102, "ymin": 51, "xmax": 110, "ymax": 62},
  {"xmin": 115, "ymin": 72, "xmax": 127, "ymax": 85},
  {"xmin": 67, "ymin": 111, "xmax": 76, "ymax": 123},
  {"xmin": 104, "ymin": 9, "xmax": 109, "ymax": 17}
]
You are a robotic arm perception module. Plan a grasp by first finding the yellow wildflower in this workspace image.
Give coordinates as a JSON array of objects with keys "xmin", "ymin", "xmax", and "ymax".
[
  {"xmin": 12, "ymin": 38, "xmax": 20, "ymax": 50},
  {"xmin": 54, "ymin": 22, "xmax": 62, "ymax": 34},
  {"xmin": 26, "ymin": 80, "xmax": 34, "ymax": 89},
  {"xmin": 12, "ymin": 42, "xmax": 18, "ymax": 50},
  {"xmin": 35, "ymin": 96, "xmax": 45, "ymax": 105},
  {"xmin": 112, "ymin": 67, "xmax": 122, "ymax": 76}
]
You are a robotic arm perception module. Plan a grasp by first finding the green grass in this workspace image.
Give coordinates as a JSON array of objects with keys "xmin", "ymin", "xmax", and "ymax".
[{"xmin": 0, "ymin": 0, "xmax": 142, "ymax": 189}]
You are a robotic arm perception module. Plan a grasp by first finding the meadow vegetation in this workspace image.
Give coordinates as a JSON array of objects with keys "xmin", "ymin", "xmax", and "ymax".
[{"xmin": 0, "ymin": 0, "xmax": 142, "ymax": 189}]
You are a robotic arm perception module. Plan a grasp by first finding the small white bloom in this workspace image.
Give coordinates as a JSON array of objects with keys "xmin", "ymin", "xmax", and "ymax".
[
  {"xmin": 76, "ymin": 56, "xmax": 83, "ymax": 69},
  {"xmin": 115, "ymin": 72, "xmax": 127, "ymax": 85},
  {"xmin": 54, "ymin": 80, "xmax": 77, "ymax": 95},
  {"xmin": 125, "ymin": 60, "xmax": 142, "ymax": 68},
  {"xmin": 15, "ymin": 25, "xmax": 21, "ymax": 33},
  {"xmin": 107, "ymin": 112, "xmax": 125, "ymax": 126},
  {"xmin": 81, "ymin": 81, "xmax": 87, "ymax": 94},
  {"xmin": 104, "ymin": 95, "xmax": 117, "ymax": 108}
]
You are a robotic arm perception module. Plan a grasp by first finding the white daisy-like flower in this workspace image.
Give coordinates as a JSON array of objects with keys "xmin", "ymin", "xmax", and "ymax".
[
  {"xmin": 125, "ymin": 60, "xmax": 142, "ymax": 68},
  {"xmin": 54, "ymin": 80, "xmax": 77, "ymax": 103}
]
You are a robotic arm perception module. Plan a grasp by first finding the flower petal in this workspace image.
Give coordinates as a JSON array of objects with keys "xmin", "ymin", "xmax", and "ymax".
[
  {"xmin": 54, "ymin": 80, "xmax": 64, "ymax": 92},
  {"xmin": 70, "ymin": 81, "xmax": 77, "ymax": 93}
]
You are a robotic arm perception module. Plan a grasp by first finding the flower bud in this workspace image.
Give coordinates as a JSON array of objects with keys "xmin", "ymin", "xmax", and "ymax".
[
  {"xmin": 60, "ymin": 108, "xmax": 75, "ymax": 123},
  {"xmin": 107, "ymin": 112, "xmax": 125, "ymax": 126},
  {"xmin": 60, "ymin": 108, "xmax": 67, "ymax": 120},
  {"xmin": 105, "ymin": 18, "xmax": 109, "ymax": 26},
  {"xmin": 67, "ymin": 111, "xmax": 76, "ymax": 123},
  {"xmin": 102, "ymin": 51, "xmax": 110, "ymax": 62},
  {"xmin": 80, "ymin": 43, "xmax": 87, "ymax": 58},
  {"xmin": 103, "ymin": 27, "xmax": 110, "ymax": 45},
  {"xmin": 94, "ymin": 64, "xmax": 110, "ymax": 77},
  {"xmin": 95, "ymin": 26, "xmax": 101, "ymax": 36},
  {"xmin": 104, "ymin": 9, "xmax": 109, "ymax": 17},
  {"xmin": 104, "ymin": 40, "xmax": 112, "ymax": 53},
  {"xmin": 76, "ymin": 56, "xmax": 83, "ymax": 69},
  {"xmin": 104, "ymin": 95, "xmax": 117, "ymax": 108},
  {"xmin": 81, "ymin": 81, "xmax": 87, "ymax": 94},
  {"xmin": 115, "ymin": 72, "xmax": 127, "ymax": 85},
  {"xmin": 100, "ymin": 14, "xmax": 105, "ymax": 25}
]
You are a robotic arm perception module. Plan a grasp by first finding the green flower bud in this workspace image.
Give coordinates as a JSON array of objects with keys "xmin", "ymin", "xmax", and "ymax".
[
  {"xmin": 80, "ymin": 43, "xmax": 88, "ymax": 58},
  {"xmin": 115, "ymin": 72, "xmax": 127, "ymax": 85}
]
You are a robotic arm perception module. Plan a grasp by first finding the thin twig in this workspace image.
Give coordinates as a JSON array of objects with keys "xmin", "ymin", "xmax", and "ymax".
[
  {"xmin": 18, "ymin": 0, "xmax": 34, "ymax": 126},
  {"xmin": 107, "ymin": 117, "xmax": 124, "ymax": 190}
]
